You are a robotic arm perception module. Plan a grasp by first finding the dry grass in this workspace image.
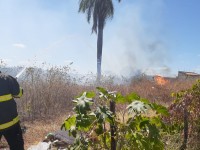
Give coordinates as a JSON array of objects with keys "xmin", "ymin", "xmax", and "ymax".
[
  {"xmin": 0, "ymin": 115, "xmax": 67, "ymax": 149},
  {"xmin": 23, "ymin": 115, "xmax": 66, "ymax": 149},
  {"xmin": 17, "ymin": 66, "xmax": 197, "ymax": 121},
  {"xmin": 1, "ymin": 65, "xmax": 199, "ymax": 149},
  {"xmin": 19, "ymin": 115, "xmax": 73, "ymax": 149}
]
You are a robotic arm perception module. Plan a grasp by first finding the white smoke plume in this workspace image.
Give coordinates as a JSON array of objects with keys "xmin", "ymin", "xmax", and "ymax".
[{"xmin": 103, "ymin": 0, "xmax": 170, "ymax": 77}]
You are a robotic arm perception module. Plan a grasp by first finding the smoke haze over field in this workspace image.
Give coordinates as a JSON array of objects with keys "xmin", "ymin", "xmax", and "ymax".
[
  {"xmin": 103, "ymin": 0, "xmax": 170, "ymax": 76},
  {"xmin": 0, "ymin": 0, "xmax": 200, "ymax": 77}
]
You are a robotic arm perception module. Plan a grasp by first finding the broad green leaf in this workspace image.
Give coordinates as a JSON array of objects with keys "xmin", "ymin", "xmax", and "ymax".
[
  {"xmin": 115, "ymin": 93, "xmax": 126, "ymax": 103},
  {"xmin": 95, "ymin": 106, "xmax": 114, "ymax": 124},
  {"xmin": 94, "ymin": 124, "xmax": 104, "ymax": 135},
  {"xmin": 69, "ymin": 125, "xmax": 77, "ymax": 137},
  {"xmin": 73, "ymin": 92, "xmax": 94, "ymax": 114},
  {"xmin": 97, "ymin": 87, "xmax": 109, "ymax": 101},
  {"xmin": 76, "ymin": 114, "xmax": 95, "ymax": 131},
  {"xmin": 64, "ymin": 116, "xmax": 76, "ymax": 130},
  {"xmin": 86, "ymin": 91, "xmax": 95, "ymax": 98},
  {"xmin": 96, "ymin": 87, "xmax": 108, "ymax": 95},
  {"xmin": 126, "ymin": 93, "xmax": 140, "ymax": 103},
  {"xmin": 139, "ymin": 119, "xmax": 150, "ymax": 129},
  {"xmin": 127, "ymin": 100, "xmax": 149, "ymax": 114},
  {"xmin": 147, "ymin": 124, "xmax": 160, "ymax": 139},
  {"xmin": 140, "ymin": 98, "xmax": 150, "ymax": 104},
  {"xmin": 150, "ymin": 103, "xmax": 169, "ymax": 116}
]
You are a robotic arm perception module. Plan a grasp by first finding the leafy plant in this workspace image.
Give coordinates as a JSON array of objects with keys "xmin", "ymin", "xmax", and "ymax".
[
  {"xmin": 167, "ymin": 79, "xmax": 200, "ymax": 149},
  {"xmin": 62, "ymin": 87, "xmax": 170, "ymax": 150}
]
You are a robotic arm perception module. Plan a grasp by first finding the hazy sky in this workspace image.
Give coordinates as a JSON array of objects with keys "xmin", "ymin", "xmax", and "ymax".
[{"xmin": 0, "ymin": 0, "xmax": 200, "ymax": 77}]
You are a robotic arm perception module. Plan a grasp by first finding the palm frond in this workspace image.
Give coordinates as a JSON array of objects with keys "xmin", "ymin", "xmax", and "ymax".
[
  {"xmin": 79, "ymin": 0, "xmax": 121, "ymax": 33},
  {"xmin": 92, "ymin": 0, "xmax": 99, "ymax": 33},
  {"xmin": 79, "ymin": 0, "xmax": 96, "ymax": 23}
]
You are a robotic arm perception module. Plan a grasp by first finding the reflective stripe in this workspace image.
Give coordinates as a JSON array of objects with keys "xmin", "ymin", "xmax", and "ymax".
[
  {"xmin": 18, "ymin": 87, "xmax": 23, "ymax": 97},
  {"xmin": 0, "ymin": 116, "xmax": 19, "ymax": 130},
  {"xmin": 13, "ymin": 87, "xmax": 23, "ymax": 98},
  {"xmin": 0, "ymin": 94, "xmax": 12, "ymax": 102}
]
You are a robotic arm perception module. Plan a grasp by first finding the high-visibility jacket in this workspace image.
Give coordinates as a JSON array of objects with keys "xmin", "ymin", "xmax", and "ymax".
[{"xmin": 0, "ymin": 73, "xmax": 23, "ymax": 131}]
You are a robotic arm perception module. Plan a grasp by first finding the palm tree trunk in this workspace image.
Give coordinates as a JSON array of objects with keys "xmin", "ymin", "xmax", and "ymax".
[{"xmin": 97, "ymin": 26, "xmax": 103, "ymax": 82}]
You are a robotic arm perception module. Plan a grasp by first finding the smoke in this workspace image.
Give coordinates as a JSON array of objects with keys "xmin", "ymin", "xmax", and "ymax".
[
  {"xmin": 0, "ymin": 0, "xmax": 173, "ymax": 77},
  {"xmin": 103, "ymin": 0, "xmax": 171, "ymax": 77}
]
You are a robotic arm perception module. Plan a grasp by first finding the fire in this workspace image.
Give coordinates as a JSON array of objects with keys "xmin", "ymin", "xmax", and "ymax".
[{"xmin": 154, "ymin": 75, "xmax": 168, "ymax": 86}]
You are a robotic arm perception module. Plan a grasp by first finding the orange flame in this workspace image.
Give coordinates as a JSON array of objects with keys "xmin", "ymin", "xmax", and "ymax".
[{"xmin": 154, "ymin": 75, "xmax": 168, "ymax": 85}]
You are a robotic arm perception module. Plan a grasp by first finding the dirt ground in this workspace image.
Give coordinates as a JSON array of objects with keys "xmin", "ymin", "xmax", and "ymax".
[{"xmin": 0, "ymin": 116, "xmax": 66, "ymax": 150}]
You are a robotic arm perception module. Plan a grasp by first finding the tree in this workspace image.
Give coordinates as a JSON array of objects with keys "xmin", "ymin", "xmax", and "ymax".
[{"xmin": 78, "ymin": 0, "xmax": 121, "ymax": 82}]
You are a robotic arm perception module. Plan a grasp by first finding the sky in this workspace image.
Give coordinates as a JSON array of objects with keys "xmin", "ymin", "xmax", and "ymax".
[{"xmin": 0, "ymin": 0, "xmax": 200, "ymax": 77}]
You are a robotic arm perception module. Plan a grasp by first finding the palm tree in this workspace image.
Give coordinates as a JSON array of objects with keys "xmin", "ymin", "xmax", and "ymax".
[{"xmin": 78, "ymin": 0, "xmax": 121, "ymax": 82}]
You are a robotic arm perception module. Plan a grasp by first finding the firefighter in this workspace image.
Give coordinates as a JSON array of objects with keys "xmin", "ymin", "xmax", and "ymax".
[{"xmin": 0, "ymin": 71, "xmax": 24, "ymax": 150}]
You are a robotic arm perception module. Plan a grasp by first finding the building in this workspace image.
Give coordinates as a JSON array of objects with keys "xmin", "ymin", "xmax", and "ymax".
[{"xmin": 177, "ymin": 71, "xmax": 200, "ymax": 80}]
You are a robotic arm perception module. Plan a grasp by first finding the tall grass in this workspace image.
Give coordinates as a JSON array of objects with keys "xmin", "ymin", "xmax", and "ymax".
[
  {"xmin": 2, "ymin": 62, "xmax": 199, "ymax": 149},
  {"xmin": 17, "ymin": 66, "xmax": 80, "ymax": 121},
  {"xmin": 15, "ymin": 66, "xmax": 196, "ymax": 122}
]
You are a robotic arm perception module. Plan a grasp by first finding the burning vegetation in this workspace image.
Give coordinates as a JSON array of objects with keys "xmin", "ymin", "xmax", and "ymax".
[{"xmin": 154, "ymin": 75, "xmax": 169, "ymax": 86}]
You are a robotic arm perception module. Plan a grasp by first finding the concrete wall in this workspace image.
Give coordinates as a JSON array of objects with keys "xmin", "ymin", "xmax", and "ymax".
[{"xmin": 177, "ymin": 71, "xmax": 200, "ymax": 80}]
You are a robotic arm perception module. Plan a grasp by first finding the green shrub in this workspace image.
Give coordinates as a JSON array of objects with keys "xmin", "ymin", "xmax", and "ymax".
[{"xmin": 62, "ymin": 87, "xmax": 170, "ymax": 150}]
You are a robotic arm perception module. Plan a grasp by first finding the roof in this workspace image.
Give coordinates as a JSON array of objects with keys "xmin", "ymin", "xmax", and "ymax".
[{"xmin": 178, "ymin": 71, "xmax": 200, "ymax": 76}]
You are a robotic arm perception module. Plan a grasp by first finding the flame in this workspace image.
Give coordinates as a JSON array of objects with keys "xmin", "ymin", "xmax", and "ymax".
[{"xmin": 154, "ymin": 75, "xmax": 168, "ymax": 85}]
